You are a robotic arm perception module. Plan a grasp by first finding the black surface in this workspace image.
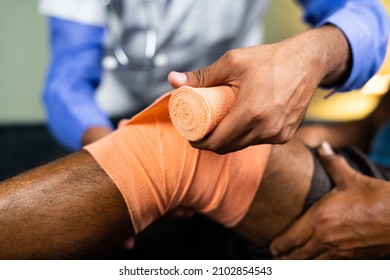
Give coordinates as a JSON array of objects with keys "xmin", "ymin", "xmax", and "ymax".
[{"xmin": 0, "ymin": 124, "xmax": 69, "ymax": 181}]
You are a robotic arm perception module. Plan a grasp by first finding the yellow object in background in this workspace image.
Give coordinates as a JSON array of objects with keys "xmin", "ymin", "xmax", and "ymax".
[
  {"xmin": 306, "ymin": 91, "xmax": 383, "ymax": 122},
  {"xmin": 307, "ymin": 62, "xmax": 390, "ymax": 122},
  {"xmin": 306, "ymin": 0, "xmax": 390, "ymax": 122}
]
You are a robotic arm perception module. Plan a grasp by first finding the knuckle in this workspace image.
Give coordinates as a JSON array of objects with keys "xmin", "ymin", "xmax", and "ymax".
[
  {"xmin": 276, "ymin": 129, "xmax": 291, "ymax": 144},
  {"xmin": 250, "ymin": 108, "xmax": 266, "ymax": 125},
  {"xmin": 265, "ymin": 125, "xmax": 283, "ymax": 142},
  {"xmin": 318, "ymin": 228, "xmax": 341, "ymax": 247},
  {"xmin": 192, "ymin": 68, "xmax": 210, "ymax": 86},
  {"xmin": 284, "ymin": 233, "xmax": 300, "ymax": 248},
  {"xmin": 315, "ymin": 209, "xmax": 332, "ymax": 226},
  {"xmin": 223, "ymin": 49, "xmax": 241, "ymax": 66},
  {"xmin": 320, "ymin": 232, "xmax": 336, "ymax": 245},
  {"xmin": 245, "ymin": 105, "xmax": 267, "ymax": 129},
  {"xmin": 248, "ymin": 112, "xmax": 264, "ymax": 131}
]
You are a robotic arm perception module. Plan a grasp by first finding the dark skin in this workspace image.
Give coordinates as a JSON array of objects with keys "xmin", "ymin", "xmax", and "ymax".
[
  {"xmin": 82, "ymin": 15, "xmax": 351, "ymax": 152},
  {"xmin": 0, "ymin": 139, "xmax": 313, "ymax": 259},
  {"xmin": 236, "ymin": 138, "xmax": 313, "ymax": 245},
  {"xmin": 271, "ymin": 143, "xmax": 390, "ymax": 259},
  {"xmin": 7, "ymin": 88, "xmax": 390, "ymax": 259},
  {"xmin": 84, "ymin": 25, "xmax": 351, "ymax": 150},
  {"xmin": 3, "ymin": 129, "xmax": 390, "ymax": 259},
  {"xmin": 0, "ymin": 153, "xmax": 132, "ymax": 259},
  {"xmin": 269, "ymin": 92, "xmax": 390, "ymax": 259},
  {"xmin": 168, "ymin": 25, "xmax": 351, "ymax": 154}
]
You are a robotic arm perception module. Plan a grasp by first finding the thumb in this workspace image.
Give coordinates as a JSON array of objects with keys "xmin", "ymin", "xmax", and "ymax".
[
  {"xmin": 168, "ymin": 54, "xmax": 232, "ymax": 88},
  {"xmin": 317, "ymin": 141, "xmax": 358, "ymax": 188}
]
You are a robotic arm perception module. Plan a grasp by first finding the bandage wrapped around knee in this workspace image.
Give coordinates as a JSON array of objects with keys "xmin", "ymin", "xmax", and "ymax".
[{"xmin": 85, "ymin": 86, "xmax": 270, "ymax": 234}]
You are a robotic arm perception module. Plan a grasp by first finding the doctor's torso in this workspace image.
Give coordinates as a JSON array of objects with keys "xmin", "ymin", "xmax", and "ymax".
[{"xmin": 40, "ymin": 0, "xmax": 269, "ymax": 116}]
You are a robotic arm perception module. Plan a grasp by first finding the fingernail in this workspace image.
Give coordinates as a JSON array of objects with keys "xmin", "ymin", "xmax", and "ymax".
[
  {"xmin": 172, "ymin": 71, "xmax": 187, "ymax": 85},
  {"xmin": 320, "ymin": 141, "xmax": 334, "ymax": 155}
]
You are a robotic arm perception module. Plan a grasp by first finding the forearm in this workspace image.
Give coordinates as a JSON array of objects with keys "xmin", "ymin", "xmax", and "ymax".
[
  {"xmin": 44, "ymin": 17, "xmax": 112, "ymax": 150},
  {"xmin": 0, "ymin": 151, "xmax": 132, "ymax": 259}
]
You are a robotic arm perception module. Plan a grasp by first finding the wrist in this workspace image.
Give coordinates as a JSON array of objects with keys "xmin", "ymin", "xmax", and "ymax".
[
  {"xmin": 282, "ymin": 25, "xmax": 351, "ymax": 88},
  {"xmin": 309, "ymin": 25, "xmax": 352, "ymax": 88}
]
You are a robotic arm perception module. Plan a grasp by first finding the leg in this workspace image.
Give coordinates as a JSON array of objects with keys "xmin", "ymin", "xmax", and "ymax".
[
  {"xmin": 0, "ymin": 96, "xmax": 332, "ymax": 259},
  {"xmin": 0, "ymin": 152, "xmax": 132, "ymax": 259},
  {"xmin": 0, "ymin": 139, "xmax": 314, "ymax": 259},
  {"xmin": 236, "ymin": 139, "xmax": 313, "ymax": 246}
]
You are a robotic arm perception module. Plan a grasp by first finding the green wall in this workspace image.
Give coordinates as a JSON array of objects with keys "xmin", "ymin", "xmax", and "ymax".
[
  {"xmin": 264, "ymin": 0, "xmax": 306, "ymax": 44},
  {"xmin": 0, "ymin": 0, "xmax": 47, "ymax": 123},
  {"xmin": 0, "ymin": 0, "xmax": 304, "ymax": 123}
]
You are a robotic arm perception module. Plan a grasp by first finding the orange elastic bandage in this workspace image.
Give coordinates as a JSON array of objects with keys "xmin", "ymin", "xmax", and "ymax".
[
  {"xmin": 169, "ymin": 86, "xmax": 237, "ymax": 141},
  {"xmin": 85, "ymin": 86, "xmax": 270, "ymax": 234}
]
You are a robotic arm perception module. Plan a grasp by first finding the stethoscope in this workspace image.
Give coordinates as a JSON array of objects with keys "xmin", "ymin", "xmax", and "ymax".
[{"xmin": 101, "ymin": 0, "xmax": 157, "ymax": 70}]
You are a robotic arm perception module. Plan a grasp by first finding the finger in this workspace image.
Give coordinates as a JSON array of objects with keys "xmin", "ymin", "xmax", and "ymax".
[
  {"xmin": 168, "ymin": 54, "xmax": 233, "ymax": 88},
  {"xmin": 190, "ymin": 125, "xmax": 251, "ymax": 154},
  {"xmin": 270, "ymin": 212, "xmax": 314, "ymax": 258},
  {"xmin": 167, "ymin": 71, "xmax": 188, "ymax": 88},
  {"xmin": 278, "ymin": 239, "xmax": 326, "ymax": 260},
  {"xmin": 317, "ymin": 141, "xmax": 358, "ymax": 187},
  {"xmin": 189, "ymin": 103, "xmax": 253, "ymax": 153}
]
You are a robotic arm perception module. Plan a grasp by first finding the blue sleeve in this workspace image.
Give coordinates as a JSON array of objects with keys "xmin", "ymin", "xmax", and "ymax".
[
  {"xmin": 296, "ymin": 0, "xmax": 389, "ymax": 92},
  {"xmin": 42, "ymin": 17, "xmax": 113, "ymax": 151}
]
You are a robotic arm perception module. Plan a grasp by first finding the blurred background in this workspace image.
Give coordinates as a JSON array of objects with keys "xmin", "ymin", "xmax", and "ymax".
[{"xmin": 0, "ymin": 0, "xmax": 389, "ymax": 180}]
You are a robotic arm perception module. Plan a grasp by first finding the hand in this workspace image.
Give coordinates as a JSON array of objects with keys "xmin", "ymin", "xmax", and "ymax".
[
  {"xmin": 118, "ymin": 118, "xmax": 129, "ymax": 128},
  {"xmin": 168, "ymin": 26, "xmax": 350, "ymax": 154},
  {"xmin": 269, "ymin": 142, "xmax": 390, "ymax": 259},
  {"xmin": 82, "ymin": 119, "xmax": 130, "ymax": 147},
  {"xmin": 82, "ymin": 126, "xmax": 113, "ymax": 146}
]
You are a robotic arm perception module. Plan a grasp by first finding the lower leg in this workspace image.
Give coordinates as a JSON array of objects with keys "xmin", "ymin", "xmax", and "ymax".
[{"xmin": 236, "ymin": 139, "xmax": 314, "ymax": 246}]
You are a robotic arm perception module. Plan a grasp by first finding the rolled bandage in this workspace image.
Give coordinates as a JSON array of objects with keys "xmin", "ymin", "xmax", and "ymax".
[
  {"xmin": 85, "ymin": 87, "xmax": 270, "ymax": 234},
  {"xmin": 169, "ymin": 86, "xmax": 236, "ymax": 141}
]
